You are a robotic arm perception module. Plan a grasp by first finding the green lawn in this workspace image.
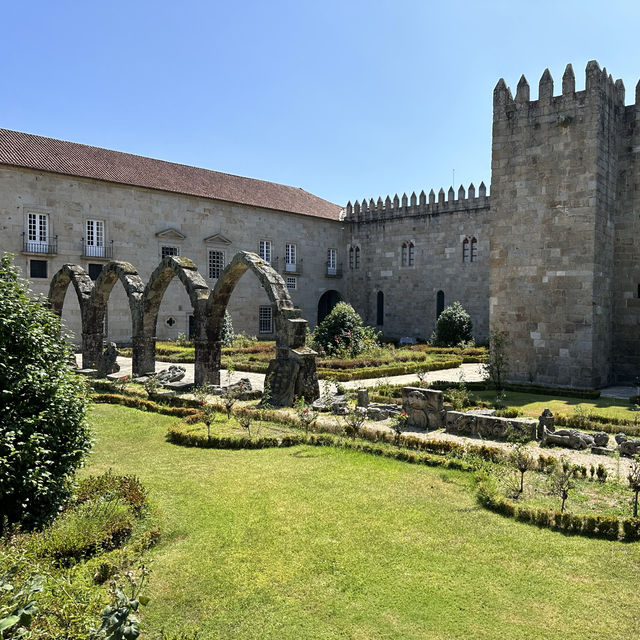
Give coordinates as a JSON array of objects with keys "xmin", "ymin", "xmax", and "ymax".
[{"xmin": 86, "ymin": 404, "xmax": 640, "ymax": 639}]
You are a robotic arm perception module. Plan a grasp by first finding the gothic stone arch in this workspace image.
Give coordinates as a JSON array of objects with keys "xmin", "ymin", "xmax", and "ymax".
[
  {"xmin": 90, "ymin": 261, "xmax": 146, "ymax": 375},
  {"xmin": 206, "ymin": 251, "xmax": 319, "ymax": 406},
  {"xmin": 141, "ymin": 256, "xmax": 210, "ymax": 378},
  {"xmin": 48, "ymin": 264, "xmax": 97, "ymax": 368}
]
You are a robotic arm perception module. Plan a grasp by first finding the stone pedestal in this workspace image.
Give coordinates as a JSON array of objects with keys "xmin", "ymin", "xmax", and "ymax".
[
  {"xmin": 195, "ymin": 339, "xmax": 221, "ymax": 386},
  {"xmin": 81, "ymin": 331, "xmax": 104, "ymax": 369},
  {"xmin": 132, "ymin": 334, "xmax": 156, "ymax": 376}
]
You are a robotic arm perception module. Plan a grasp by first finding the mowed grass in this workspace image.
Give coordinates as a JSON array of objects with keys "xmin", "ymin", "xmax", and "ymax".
[
  {"xmin": 85, "ymin": 404, "xmax": 640, "ymax": 640},
  {"xmin": 474, "ymin": 390, "xmax": 638, "ymax": 421}
]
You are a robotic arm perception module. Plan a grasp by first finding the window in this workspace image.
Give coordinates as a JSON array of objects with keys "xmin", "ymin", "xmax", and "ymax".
[
  {"xmin": 285, "ymin": 243, "xmax": 296, "ymax": 271},
  {"xmin": 327, "ymin": 248, "xmax": 337, "ymax": 275},
  {"xmin": 408, "ymin": 242, "xmax": 415, "ymax": 266},
  {"xmin": 30, "ymin": 259, "xmax": 47, "ymax": 279},
  {"xmin": 436, "ymin": 290, "xmax": 445, "ymax": 319},
  {"xmin": 88, "ymin": 263, "xmax": 103, "ymax": 281},
  {"xmin": 349, "ymin": 246, "xmax": 354, "ymax": 269},
  {"xmin": 161, "ymin": 246, "xmax": 179, "ymax": 258},
  {"xmin": 259, "ymin": 240, "xmax": 271, "ymax": 263},
  {"xmin": 208, "ymin": 250, "xmax": 225, "ymax": 279},
  {"xmin": 259, "ymin": 306, "xmax": 273, "ymax": 333},
  {"xmin": 355, "ymin": 246, "xmax": 360, "ymax": 269},
  {"xmin": 286, "ymin": 276, "xmax": 297, "ymax": 290},
  {"xmin": 376, "ymin": 291, "xmax": 384, "ymax": 325},
  {"xmin": 462, "ymin": 238, "xmax": 469, "ymax": 262},
  {"xmin": 26, "ymin": 212, "xmax": 49, "ymax": 251},
  {"xmin": 85, "ymin": 219, "xmax": 105, "ymax": 257},
  {"xmin": 470, "ymin": 237, "xmax": 478, "ymax": 262},
  {"xmin": 401, "ymin": 242, "xmax": 408, "ymax": 267}
]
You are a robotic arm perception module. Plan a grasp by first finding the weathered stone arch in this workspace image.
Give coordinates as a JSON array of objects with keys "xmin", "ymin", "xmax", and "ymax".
[
  {"xmin": 204, "ymin": 251, "xmax": 318, "ymax": 405},
  {"xmin": 48, "ymin": 264, "xmax": 97, "ymax": 368},
  {"xmin": 90, "ymin": 261, "xmax": 146, "ymax": 375},
  {"xmin": 140, "ymin": 256, "xmax": 210, "ymax": 377}
]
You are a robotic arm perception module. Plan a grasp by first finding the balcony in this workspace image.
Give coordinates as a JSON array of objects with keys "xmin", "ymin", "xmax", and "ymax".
[
  {"xmin": 83, "ymin": 240, "xmax": 114, "ymax": 259},
  {"xmin": 325, "ymin": 262, "xmax": 343, "ymax": 278},
  {"xmin": 22, "ymin": 234, "xmax": 58, "ymax": 255},
  {"xmin": 284, "ymin": 259, "xmax": 303, "ymax": 275}
]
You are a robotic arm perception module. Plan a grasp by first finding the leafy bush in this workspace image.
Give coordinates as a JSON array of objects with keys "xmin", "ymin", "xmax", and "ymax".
[
  {"xmin": 432, "ymin": 301, "xmax": 473, "ymax": 347},
  {"xmin": 221, "ymin": 310, "xmax": 235, "ymax": 347},
  {"xmin": 0, "ymin": 255, "xmax": 91, "ymax": 532},
  {"xmin": 312, "ymin": 302, "xmax": 379, "ymax": 357}
]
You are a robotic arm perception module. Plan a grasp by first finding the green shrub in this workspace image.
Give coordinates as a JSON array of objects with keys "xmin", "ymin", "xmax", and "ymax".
[
  {"xmin": 0, "ymin": 255, "xmax": 91, "ymax": 532},
  {"xmin": 596, "ymin": 515, "xmax": 620, "ymax": 540},
  {"xmin": 622, "ymin": 517, "xmax": 640, "ymax": 541},
  {"xmin": 75, "ymin": 471, "xmax": 148, "ymax": 515},
  {"xmin": 432, "ymin": 301, "xmax": 473, "ymax": 347},
  {"xmin": 312, "ymin": 302, "xmax": 379, "ymax": 357}
]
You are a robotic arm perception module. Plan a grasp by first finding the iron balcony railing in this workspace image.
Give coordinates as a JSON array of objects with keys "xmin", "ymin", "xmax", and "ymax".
[
  {"xmin": 325, "ymin": 262, "xmax": 343, "ymax": 278},
  {"xmin": 22, "ymin": 233, "xmax": 58, "ymax": 255},
  {"xmin": 82, "ymin": 240, "xmax": 114, "ymax": 259}
]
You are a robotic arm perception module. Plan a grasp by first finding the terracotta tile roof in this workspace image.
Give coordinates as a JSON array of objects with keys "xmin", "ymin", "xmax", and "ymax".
[{"xmin": 0, "ymin": 128, "xmax": 343, "ymax": 220}]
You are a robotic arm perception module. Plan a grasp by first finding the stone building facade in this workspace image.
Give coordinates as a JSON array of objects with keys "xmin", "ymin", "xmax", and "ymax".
[{"xmin": 1, "ymin": 60, "xmax": 639, "ymax": 388}]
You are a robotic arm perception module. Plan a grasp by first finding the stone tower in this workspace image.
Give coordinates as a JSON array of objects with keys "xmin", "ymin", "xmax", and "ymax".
[{"xmin": 490, "ymin": 61, "xmax": 626, "ymax": 388}]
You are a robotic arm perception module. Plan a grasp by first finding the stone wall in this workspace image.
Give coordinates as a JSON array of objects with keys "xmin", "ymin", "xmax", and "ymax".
[
  {"xmin": 344, "ymin": 186, "xmax": 490, "ymax": 342},
  {"xmin": 0, "ymin": 166, "xmax": 346, "ymax": 345}
]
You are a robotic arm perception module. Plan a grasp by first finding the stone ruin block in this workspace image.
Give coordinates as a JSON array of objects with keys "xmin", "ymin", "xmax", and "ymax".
[
  {"xmin": 401, "ymin": 386, "xmax": 444, "ymax": 430},
  {"xmin": 445, "ymin": 411, "xmax": 536, "ymax": 441}
]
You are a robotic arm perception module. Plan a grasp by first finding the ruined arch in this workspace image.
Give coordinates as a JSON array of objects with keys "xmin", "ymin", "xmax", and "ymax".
[
  {"xmin": 205, "ymin": 251, "xmax": 318, "ymax": 405},
  {"xmin": 140, "ymin": 256, "xmax": 211, "ymax": 376},
  {"xmin": 48, "ymin": 264, "xmax": 97, "ymax": 368},
  {"xmin": 90, "ymin": 261, "xmax": 146, "ymax": 375}
]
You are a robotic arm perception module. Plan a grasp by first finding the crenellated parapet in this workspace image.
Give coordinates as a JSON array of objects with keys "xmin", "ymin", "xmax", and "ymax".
[
  {"xmin": 344, "ymin": 181, "xmax": 488, "ymax": 223},
  {"xmin": 493, "ymin": 60, "xmax": 629, "ymax": 118}
]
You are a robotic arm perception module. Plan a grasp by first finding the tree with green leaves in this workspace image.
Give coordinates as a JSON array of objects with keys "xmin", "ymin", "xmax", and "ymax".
[
  {"xmin": 628, "ymin": 456, "xmax": 640, "ymax": 517},
  {"xmin": 432, "ymin": 301, "xmax": 473, "ymax": 347},
  {"xmin": 486, "ymin": 329, "xmax": 509, "ymax": 393},
  {"xmin": 312, "ymin": 302, "xmax": 378, "ymax": 357},
  {"xmin": 0, "ymin": 254, "xmax": 91, "ymax": 532}
]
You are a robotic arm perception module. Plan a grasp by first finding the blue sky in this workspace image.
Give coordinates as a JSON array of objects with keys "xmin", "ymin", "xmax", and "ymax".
[{"xmin": 3, "ymin": 1, "xmax": 639, "ymax": 205}]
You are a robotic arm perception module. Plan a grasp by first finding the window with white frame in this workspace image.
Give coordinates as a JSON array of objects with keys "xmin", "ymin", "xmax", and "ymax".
[
  {"xmin": 327, "ymin": 248, "xmax": 337, "ymax": 275},
  {"xmin": 85, "ymin": 219, "xmax": 105, "ymax": 257},
  {"xmin": 161, "ymin": 246, "xmax": 179, "ymax": 258},
  {"xmin": 286, "ymin": 276, "xmax": 297, "ymax": 290},
  {"xmin": 259, "ymin": 306, "xmax": 273, "ymax": 333},
  {"xmin": 259, "ymin": 240, "xmax": 271, "ymax": 263},
  {"xmin": 26, "ymin": 212, "xmax": 49, "ymax": 251},
  {"xmin": 208, "ymin": 250, "xmax": 225, "ymax": 279},
  {"xmin": 285, "ymin": 243, "xmax": 296, "ymax": 272}
]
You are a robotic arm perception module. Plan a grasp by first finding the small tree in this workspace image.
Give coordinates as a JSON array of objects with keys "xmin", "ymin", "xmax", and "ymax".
[
  {"xmin": 343, "ymin": 406, "xmax": 367, "ymax": 439},
  {"xmin": 485, "ymin": 329, "xmax": 509, "ymax": 393},
  {"xmin": 295, "ymin": 396, "xmax": 318, "ymax": 433},
  {"xmin": 432, "ymin": 301, "xmax": 473, "ymax": 347},
  {"xmin": 392, "ymin": 412, "xmax": 409, "ymax": 445},
  {"xmin": 221, "ymin": 310, "xmax": 235, "ymax": 347},
  {"xmin": 0, "ymin": 254, "xmax": 91, "ymax": 532},
  {"xmin": 236, "ymin": 410, "xmax": 253, "ymax": 437},
  {"xmin": 628, "ymin": 456, "xmax": 640, "ymax": 517},
  {"xmin": 550, "ymin": 458, "xmax": 575, "ymax": 513},
  {"xmin": 313, "ymin": 302, "xmax": 378, "ymax": 357},
  {"xmin": 510, "ymin": 444, "xmax": 535, "ymax": 495}
]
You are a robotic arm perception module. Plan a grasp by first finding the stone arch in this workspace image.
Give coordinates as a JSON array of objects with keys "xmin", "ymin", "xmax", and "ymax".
[
  {"xmin": 48, "ymin": 264, "xmax": 96, "ymax": 368},
  {"xmin": 90, "ymin": 261, "xmax": 146, "ymax": 375},
  {"xmin": 204, "ymin": 251, "xmax": 318, "ymax": 405},
  {"xmin": 317, "ymin": 289, "xmax": 342, "ymax": 325},
  {"xmin": 140, "ymin": 256, "xmax": 211, "ymax": 376}
]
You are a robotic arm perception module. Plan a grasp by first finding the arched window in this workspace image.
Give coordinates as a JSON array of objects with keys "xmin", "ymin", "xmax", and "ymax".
[
  {"xmin": 470, "ymin": 237, "xmax": 477, "ymax": 262},
  {"xmin": 436, "ymin": 290, "xmax": 445, "ymax": 319},
  {"xmin": 401, "ymin": 242, "xmax": 408, "ymax": 267},
  {"xmin": 408, "ymin": 241, "xmax": 415, "ymax": 266},
  {"xmin": 355, "ymin": 246, "xmax": 360, "ymax": 269},
  {"xmin": 462, "ymin": 238, "xmax": 469, "ymax": 262},
  {"xmin": 349, "ymin": 246, "xmax": 354, "ymax": 269},
  {"xmin": 377, "ymin": 291, "xmax": 384, "ymax": 325}
]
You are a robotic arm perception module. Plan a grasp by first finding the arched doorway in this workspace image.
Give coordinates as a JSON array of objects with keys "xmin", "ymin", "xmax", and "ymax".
[{"xmin": 317, "ymin": 290, "xmax": 342, "ymax": 325}]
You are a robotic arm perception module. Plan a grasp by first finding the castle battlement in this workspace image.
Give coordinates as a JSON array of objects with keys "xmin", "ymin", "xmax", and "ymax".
[
  {"xmin": 493, "ymin": 60, "xmax": 631, "ymax": 114},
  {"xmin": 344, "ymin": 182, "xmax": 488, "ymax": 223}
]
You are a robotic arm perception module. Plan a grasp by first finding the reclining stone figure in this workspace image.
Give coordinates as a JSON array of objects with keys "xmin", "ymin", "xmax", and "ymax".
[{"xmin": 541, "ymin": 426, "xmax": 595, "ymax": 450}]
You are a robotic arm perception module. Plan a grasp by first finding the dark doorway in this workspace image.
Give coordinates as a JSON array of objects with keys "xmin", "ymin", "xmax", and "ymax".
[
  {"xmin": 436, "ymin": 290, "xmax": 445, "ymax": 319},
  {"xmin": 376, "ymin": 291, "xmax": 384, "ymax": 325},
  {"xmin": 188, "ymin": 314, "xmax": 195, "ymax": 340},
  {"xmin": 317, "ymin": 290, "xmax": 342, "ymax": 324}
]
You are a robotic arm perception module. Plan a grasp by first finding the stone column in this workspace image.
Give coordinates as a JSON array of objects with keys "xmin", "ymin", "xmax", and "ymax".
[
  {"xmin": 81, "ymin": 332, "xmax": 104, "ymax": 369},
  {"xmin": 132, "ymin": 335, "xmax": 156, "ymax": 377},
  {"xmin": 195, "ymin": 339, "xmax": 221, "ymax": 386}
]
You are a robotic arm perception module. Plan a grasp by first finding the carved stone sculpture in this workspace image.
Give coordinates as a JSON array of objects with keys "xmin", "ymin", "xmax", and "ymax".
[
  {"xmin": 541, "ymin": 426, "xmax": 595, "ymax": 450},
  {"xmin": 97, "ymin": 342, "xmax": 120, "ymax": 377},
  {"xmin": 357, "ymin": 389, "xmax": 370, "ymax": 408},
  {"xmin": 537, "ymin": 408, "xmax": 554, "ymax": 440},
  {"xmin": 401, "ymin": 387, "xmax": 444, "ymax": 430},
  {"xmin": 157, "ymin": 365, "xmax": 187, "ymax": 384}
]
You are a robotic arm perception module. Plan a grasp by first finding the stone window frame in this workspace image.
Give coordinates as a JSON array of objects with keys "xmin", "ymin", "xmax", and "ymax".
[
  {"xmin": 85, "ymin": 218, "xmax": 106, "ymax": 257},
  {"xmin": 401, "ymin": 241, "xmax": 415, "ymax": 267},
  {"xmin": 161, "ymin": 245, "xmax": 180, "ymax": 259},
  {"xmin": 259, "ymin": 239, "xmax": 272, "ymax": 263},
  {"xmin": 208, "ymin": 249, "xmax": 225, "ymax": 280},
  {"xmin": 470, "ymin": 237, "xmax": 478, "ymax": 262},
  {"xmin": 29, "ymin": 258, "xmax": 48, "ymax": 279},
  {"xmin": 355, "ymin": 246, "xmax": 360, "ymax": 269},
  {"xmin": 285, "ymin": 243, "xmax": 297, "ymax": 271},
  {"xmin": 348, "ymin": 245, "xmax": 361, "ymax": 269},
  {"xmin": 349, "ymin": 246, "xmax": 354, "ymax": 269},
  {"xmin": 259, "ymin": 305, "xmax": 273, "ymax": 334},
  {"xmin": 327, "ymin": 248, "xmax": 337, "ymax": 275},
  {"xmin": 462, "ymin": 237, "xmax": 470, "ymax": 262},
  {"xmin": 285, "ymin": 276, "xmax": 297, "ymax": 290}
]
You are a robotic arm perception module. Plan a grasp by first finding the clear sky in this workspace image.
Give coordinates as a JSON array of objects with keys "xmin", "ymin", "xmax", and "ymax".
[{"xmin": 3, "ymin": 0, "xmax": 639, "ymax": 206}]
